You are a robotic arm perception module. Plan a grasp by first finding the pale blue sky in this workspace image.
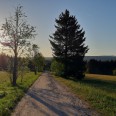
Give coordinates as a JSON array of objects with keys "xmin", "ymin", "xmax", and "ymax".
[{"xmin": 0, "ymin": 0, "xmax": 116, "ymax": 57}]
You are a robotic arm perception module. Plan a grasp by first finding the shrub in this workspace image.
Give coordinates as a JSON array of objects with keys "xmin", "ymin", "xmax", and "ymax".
[{"xmin": 51, "ymin": 60, "xmax": 64, "ymax": 76}]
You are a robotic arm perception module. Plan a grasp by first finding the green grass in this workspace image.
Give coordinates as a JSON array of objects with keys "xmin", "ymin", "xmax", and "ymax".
[
  {"xmin": 0, "ymin": 71, "xmax": 10, "ymax": 84},
  {"xmin": 54, "ymin": 74, "xmax": 116, "ymax": 116},
  {"xmin": 0, "ymin": 71, "xmax": 41, "ymax": 116}
]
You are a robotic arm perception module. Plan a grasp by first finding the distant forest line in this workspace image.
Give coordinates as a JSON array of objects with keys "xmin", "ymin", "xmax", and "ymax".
[
  {"xmin": 45, "ymin": 56, "xmax": 116, "ymax": 76},
  {"xmin": 45, "ymin": 56, "xmax": 116, "ymax": 61},
  {"xmin": 0, "ymin": 53, "xmax": 116, "ymax": 76}
]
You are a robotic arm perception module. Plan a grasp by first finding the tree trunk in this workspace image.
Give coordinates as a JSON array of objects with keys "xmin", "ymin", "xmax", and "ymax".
[
  {"xmin": 64, "ymin": 37, "xmax": 68, "ymax": 78},
  {"xmin": 12, "ymin": 9, "xmax": 18, "ymax": 86},
  {"xmin": 64, "ymin": 57, "xmax": 68, "ymax": 78},
  {"xmin": 34, "ymin": 66, "xmax": 37, "ymax": 75},
  {"xmin": 12, "ymin": 53, "xmax": 18, "ymax": 86}
]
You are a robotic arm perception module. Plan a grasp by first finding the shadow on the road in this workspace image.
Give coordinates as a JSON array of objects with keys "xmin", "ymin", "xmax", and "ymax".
[
  {"xmin": 27, "ymin": 89, "xmax": 68, "ymax": 116},
  {"xmin": 26, "ymin": 72, "xmax": 96, "ymax": 116}
]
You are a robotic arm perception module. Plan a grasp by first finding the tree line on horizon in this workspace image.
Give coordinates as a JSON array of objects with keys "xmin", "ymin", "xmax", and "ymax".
[
  {"xmin": 0, "ymin": 53, "xmax": 116, "ymax": 76},
  {"xmin": 87, "ymin": 59, "xmax": 116, "ymax": 75},
  {"xmin": 0, "ymin": 52, "xmax": 44, "ymax": 74}
]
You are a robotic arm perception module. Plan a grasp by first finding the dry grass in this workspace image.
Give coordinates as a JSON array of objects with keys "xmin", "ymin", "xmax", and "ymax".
[
  {"xmin": 86, "ymin": 74, "xmax": 116, "ymax": 81},
  {"xmin": 0, "ymin": 71, "xmax": 9, "ymax": 84},
  {"xmin": 54, "ymin": 74, "xmax": 116, "ymax": 116}
]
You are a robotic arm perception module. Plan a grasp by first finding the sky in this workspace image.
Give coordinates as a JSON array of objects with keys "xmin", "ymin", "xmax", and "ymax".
[{"xmin": 0, "ymin": 0, "xmax": 116, "ymax": 57}]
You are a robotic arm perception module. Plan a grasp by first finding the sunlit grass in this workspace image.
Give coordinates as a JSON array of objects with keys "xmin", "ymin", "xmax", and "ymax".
[
  {"xmin": 0, "ymin": 71, "xmax": 41, "ymax": 116},
  {"xmin": 86, "ymin": 74, "xmax": 116, "ymax": 81},
  {"xmin": 54, "ymin": 74, "xmax": 116, "ymax": 116},
  {"xmin": 0, "ymin": 71, "xmax": 9, "ymax": 84}
]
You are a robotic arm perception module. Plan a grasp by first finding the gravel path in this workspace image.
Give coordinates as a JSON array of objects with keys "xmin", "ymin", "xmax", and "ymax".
[{"xmin": 12, "ymin": 72, "xmax": 98, "ymax": 116}]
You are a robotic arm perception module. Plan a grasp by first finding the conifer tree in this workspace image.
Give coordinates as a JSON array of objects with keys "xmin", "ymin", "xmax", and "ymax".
[{"xmin": 49, "ymin": 10, "xmax": 89, "ymax": 79}]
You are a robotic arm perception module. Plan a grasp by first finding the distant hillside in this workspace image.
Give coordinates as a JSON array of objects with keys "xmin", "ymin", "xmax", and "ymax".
[
  {"xmin": 45, "ymin": 56, "xmax": 116, "ymax": 61},
  {"xmin": 84, "ymin": 56, "xmax": 116, "ymax": 61}
]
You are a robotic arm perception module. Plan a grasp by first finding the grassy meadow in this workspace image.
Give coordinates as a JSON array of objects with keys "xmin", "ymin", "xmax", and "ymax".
[
  {"xmin": 54, "ymin": 74, "xmax": 116, "ymax": 116},
  {"xmin": 0, "ymin": 71, "xmax": 41, "ymax": 116}
]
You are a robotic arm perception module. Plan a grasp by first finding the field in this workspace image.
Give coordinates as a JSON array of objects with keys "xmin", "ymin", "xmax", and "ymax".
[
  {"xmin": 54, "ymin": 74, "xmax": 116, "ymax": 116},
  {"xmin": 0, "ymin": 71, "xmax": 41, "ymax": 116}
]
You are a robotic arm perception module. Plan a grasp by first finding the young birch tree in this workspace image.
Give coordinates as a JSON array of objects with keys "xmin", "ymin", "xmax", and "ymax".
[{"xmin": 0, "ymin": 5, "xmax": 36, "ymax": 86}]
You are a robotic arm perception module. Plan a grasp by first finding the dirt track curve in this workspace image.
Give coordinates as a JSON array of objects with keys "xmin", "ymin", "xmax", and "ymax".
[{"xmin": 12, "ymin": 72, "xmax": 98, "ymax": 116}]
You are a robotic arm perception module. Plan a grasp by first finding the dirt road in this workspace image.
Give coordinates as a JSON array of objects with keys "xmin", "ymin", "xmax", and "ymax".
[{"xmin": 12, "ymin": 72, "xmax": 98, "ymax": 116}]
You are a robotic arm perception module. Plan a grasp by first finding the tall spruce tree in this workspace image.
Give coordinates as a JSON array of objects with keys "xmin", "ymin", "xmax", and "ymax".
[{"xmin": 49, "ymin": 10, "xmax": 89, "ymax": 79}]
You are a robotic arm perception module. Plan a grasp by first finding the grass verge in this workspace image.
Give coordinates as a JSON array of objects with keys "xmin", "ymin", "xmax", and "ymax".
[
  {"xmin": 53, "ymin": 74, "xmax": 116, "ymax": 116},
  {"xmin": 0, "ymin": 71, "xmax": 41, "ymax": 116}
]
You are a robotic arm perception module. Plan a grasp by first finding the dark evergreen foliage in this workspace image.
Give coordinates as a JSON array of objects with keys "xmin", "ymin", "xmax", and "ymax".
[
  {"xmin": 49, "ymin": 10, "xmax": 89, "ymax": 79},
  {"xmin": 87, "ymin": 59, "xmax": 116, "ymax": 75},
  {"xmin": 28, "ymin": 60, "xmax": 35, "ymax": 72}
]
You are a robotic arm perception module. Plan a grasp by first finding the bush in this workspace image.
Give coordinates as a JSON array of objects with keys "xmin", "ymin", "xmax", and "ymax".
[
  {"xmin": 113, "ymin": 69, "xmax": 116, "ymax": 75},
  {"xmin": 51, "ymin": 60, "xmax": 64, "ymax": 76}
]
